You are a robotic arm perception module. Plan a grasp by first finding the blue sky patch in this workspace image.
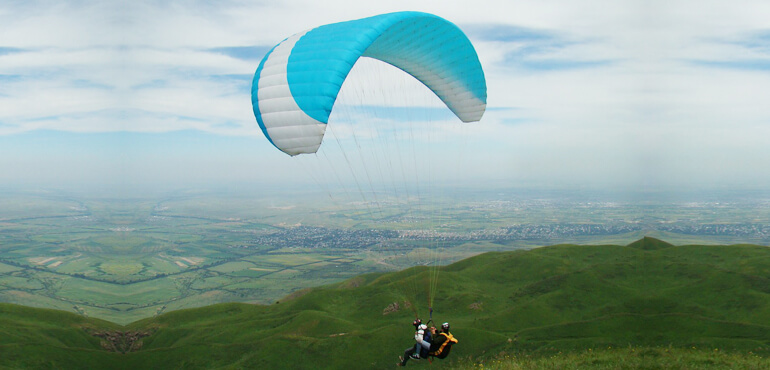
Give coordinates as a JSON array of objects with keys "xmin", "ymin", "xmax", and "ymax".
[
  {"xmin": 0, "ymin": 47, "xmax": 24, "ymax": 56},
  {"xmin": 468, "ymin": 26, "xmax": 614, "ymax": 72},
  {"xmin": 691, "ymin": 30, "xmax": 770, "ymax": 70},
  {"xmin": 0, "ymin": 74, "xmax": 23, "ymax": 82},
  {"xmin": 502, "ymin": 41, "xmax": 614, "ymax": 71},
  {"xmin": 689, "ymin": 59, "xmax": 770, "ymax": 71},
  {"xmin": 132, "ymin": 79, "xmax": 169, "ymax": 89},
  {"xmin": 507, "ymin": 41, "xmax": 572, "ymax": 58},
  {"xmin": 71, "ymin": 79, "xmax": 115, "ymax": 90},
  {"xmin": 501, "ymin": 118, "xmax": 533, "ymax": 126},
  {"xmin": 728, "ymin": 30, "xmax": 770, "ymax": 51},
  {"xmin": 210, "ymin": 74, "xmax": 253, "ymax": 94}
]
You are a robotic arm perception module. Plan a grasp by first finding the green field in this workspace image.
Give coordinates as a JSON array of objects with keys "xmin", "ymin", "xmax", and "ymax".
[{"xmin": 1, "ymin": 238, "xmax": 769, "ymax": 369}]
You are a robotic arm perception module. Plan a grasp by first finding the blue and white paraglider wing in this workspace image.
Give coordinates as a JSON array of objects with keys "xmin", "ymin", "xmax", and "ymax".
[{"xmin": 252, "ymin": 11, "xmax": 487, "ymax": 156}]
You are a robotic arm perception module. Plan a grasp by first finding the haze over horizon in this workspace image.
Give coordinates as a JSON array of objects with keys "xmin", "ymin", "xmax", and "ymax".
[{"xmin": 1, "ymin": 0, "xmax": 769, "ymax": 194}]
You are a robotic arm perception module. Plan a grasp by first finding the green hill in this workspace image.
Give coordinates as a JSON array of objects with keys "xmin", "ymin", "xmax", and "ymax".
[
  {"xmin": 1, "ymin": 238, "xmax": 769, "ymax": 369},
  {"xmin": 0, "ymin": 303, "xmax": 123, "ymax": 369}
]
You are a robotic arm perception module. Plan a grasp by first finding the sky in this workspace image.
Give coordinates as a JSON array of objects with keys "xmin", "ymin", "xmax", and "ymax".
[{"xmin": 1, "ymin": 0, "xmax": 769, "ymax": 194}]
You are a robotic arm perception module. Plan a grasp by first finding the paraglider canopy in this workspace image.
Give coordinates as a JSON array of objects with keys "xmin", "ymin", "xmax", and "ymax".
[{"xmin": 252, "ymin": 11, "xmax": 487, "ymax": 156}]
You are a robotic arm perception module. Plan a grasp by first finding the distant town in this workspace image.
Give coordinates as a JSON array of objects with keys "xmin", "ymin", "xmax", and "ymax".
[{"xmin": 251, "ymin": 222, "xmax": 770, "ymax": 250}]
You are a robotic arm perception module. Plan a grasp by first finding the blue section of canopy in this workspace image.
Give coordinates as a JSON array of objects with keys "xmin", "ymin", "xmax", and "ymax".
[{"xmin": 284, "ymin": 11, "xmax": 486, "ymax": 124}]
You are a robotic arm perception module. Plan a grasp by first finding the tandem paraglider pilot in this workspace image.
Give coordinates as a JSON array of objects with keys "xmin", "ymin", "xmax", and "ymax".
[{"xmin": 398, "ymin": 320, "xmax": 457, "ymax": 366}]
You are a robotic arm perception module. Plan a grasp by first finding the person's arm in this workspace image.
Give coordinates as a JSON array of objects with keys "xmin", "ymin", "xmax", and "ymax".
[{"xmin": 414, "ymin": 329, "xmax": 424, "ymax": 343}]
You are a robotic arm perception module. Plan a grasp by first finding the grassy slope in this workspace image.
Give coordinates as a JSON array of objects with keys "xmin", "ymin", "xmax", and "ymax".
[
  {"xmin": 0, "ymin": 303, "xmax": 123, "ymax": 369},
  {"xmin": 2, "ymin": 238, "xmax": 769, "ymax": 369}
]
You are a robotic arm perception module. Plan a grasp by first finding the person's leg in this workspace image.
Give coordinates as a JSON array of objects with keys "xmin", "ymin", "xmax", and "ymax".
[
  {"xmin": 401, "ymin": 347, "xmax": 415, "ymax": 366},
  {"xmin": 418, "ymin": 339, "xmax": 431, "ymax": 357}
]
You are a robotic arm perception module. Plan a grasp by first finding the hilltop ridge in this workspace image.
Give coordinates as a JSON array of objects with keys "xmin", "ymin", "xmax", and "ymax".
[{"xmin": 627, "ymin": 236, "xmax": 675, "ymax": 250}]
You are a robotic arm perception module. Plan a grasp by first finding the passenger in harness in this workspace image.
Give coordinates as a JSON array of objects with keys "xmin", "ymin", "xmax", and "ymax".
[
  {"xmin": 428, "ymin": 322, "xmax": 457, "ymax": 359},
  {"xmin": 397, "ymin": 319, "xmax": 432, "ymax": 366}
]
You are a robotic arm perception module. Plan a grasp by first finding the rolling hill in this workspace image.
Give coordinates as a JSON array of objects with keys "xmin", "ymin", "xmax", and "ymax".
[{"xmin": 1, "ymin": 237, "xmax": 769, "ymax": 369}]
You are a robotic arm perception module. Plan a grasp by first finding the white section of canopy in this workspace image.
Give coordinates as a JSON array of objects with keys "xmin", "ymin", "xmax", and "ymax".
[{"xmin": 257, "ymin": 30, "xmax": 327, "ymax": 156}]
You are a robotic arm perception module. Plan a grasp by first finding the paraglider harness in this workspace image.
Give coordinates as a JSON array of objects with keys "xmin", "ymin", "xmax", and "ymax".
[{"xmin": 429, "ymin": 331, "xmax": 457, "ymax": 359}]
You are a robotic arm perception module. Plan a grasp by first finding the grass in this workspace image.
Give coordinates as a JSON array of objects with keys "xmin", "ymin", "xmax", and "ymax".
[
  {"xmin": 452, "ymin": 346, "xmax": 768, "ymax": 369},
  {"xmin": 0, "ymin": 303, "xmax": 123, "ymax": 369}
]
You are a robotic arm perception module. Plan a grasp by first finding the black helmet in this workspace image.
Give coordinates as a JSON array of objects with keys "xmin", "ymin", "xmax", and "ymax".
[
  {"xmin": 441, "ymin": 322, "xmax": 450, "ymax": 331},
  {"xmin": 413, "ymin": 318, "xmax": 422, "ymax": 328}
]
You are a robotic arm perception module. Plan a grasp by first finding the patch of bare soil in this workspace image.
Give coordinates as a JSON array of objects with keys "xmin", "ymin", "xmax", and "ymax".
[{"xmin": 89, "ymin": 330, "xmax": 152, "ymax": 353}]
